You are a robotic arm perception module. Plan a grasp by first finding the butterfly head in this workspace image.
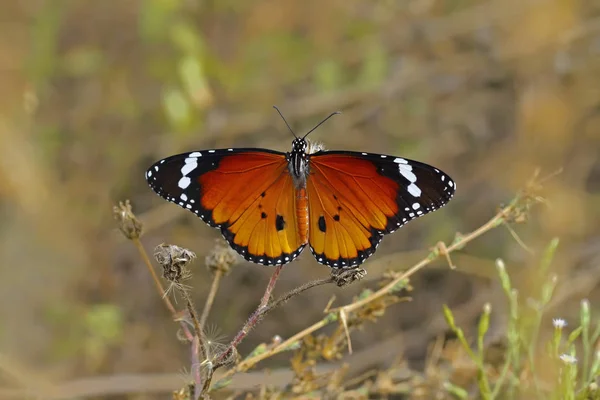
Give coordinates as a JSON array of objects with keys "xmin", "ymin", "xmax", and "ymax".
[
  {"xmin": 291, "ymin": 137, "xmax": 307, "ymax": 154},
  {"xmin": 288, "ymin": 138, "xmax": 309, "ymax": 188}
]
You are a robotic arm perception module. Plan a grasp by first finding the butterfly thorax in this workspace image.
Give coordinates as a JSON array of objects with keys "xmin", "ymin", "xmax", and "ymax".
[
  {"xmin": 286, "ymin": 138, "xmax": 310, "ymax": 190},
  {"xmin": 286, "ymin": 138, "xmax": 310, "ymax": 245}
]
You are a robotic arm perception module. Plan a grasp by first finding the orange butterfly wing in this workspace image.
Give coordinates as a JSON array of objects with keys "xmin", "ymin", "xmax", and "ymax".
[
  {"xmin": 307, "ymin": 151, "xmax": 455, "ymax": 267},
  {"xmin": 146, "ymin": 149, "xmax": 306, "ymax": 265}
]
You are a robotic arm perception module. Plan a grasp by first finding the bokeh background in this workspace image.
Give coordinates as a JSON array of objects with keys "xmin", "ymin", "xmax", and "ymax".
[{"xmin": 1, "ymin": 0, "xmax": 600, "ymax": 397}]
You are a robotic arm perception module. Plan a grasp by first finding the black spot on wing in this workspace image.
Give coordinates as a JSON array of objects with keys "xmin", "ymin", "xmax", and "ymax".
[
  {"xmin": 318, "ymin": 216, "xmax": 327, "ymax": 233},
  {"xmin": 276, "ymin": 214, "xmax": 285, "ymax": 231}
]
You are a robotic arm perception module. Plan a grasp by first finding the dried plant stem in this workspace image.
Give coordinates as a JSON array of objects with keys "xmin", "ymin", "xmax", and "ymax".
[
  {"xmin": 330, "ymin": 207, "xmax": 511, "ymax": 315},
  {"xmin": 263, "ymin": 277, "xmax": 335, "ymax": 315},
  {"xmin": 132, "ymin": 239, "xmax": 175, "ymax": 314},
  {"xmin": 179, "ymin": 288, "xmax": 207, "ymax": 361},
  {"xmin": 132, "ymin": 238, "xmax": 194, "ymax": 342},
  {"xmin": 190, "ymin": 337, "xmax": 203, "ymax": 400},
  {"xmin": 216, "ymin": 316, "xmax": 331, "ymax": 384},
  {"xmin": 178, "ymin": 274, "xmax": 212, "ymax": 399},
  {"xmin": 213, "ymin": 264, "xmax": 285, "ymax": 368},
  {"xmin": 200, "ymin": 269, "xmax": 223, "ymax": 329},
  {"xmin": 260, "ymin": 264, "xmax": 284, "ymax": 308},
  {"xmin": 206, "ymin": 277, "xmax": 336, "ymax": 387}
]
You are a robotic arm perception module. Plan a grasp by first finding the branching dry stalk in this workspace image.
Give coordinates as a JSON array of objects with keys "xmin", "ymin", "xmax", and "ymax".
[
  {"xmin": 114, "ymin": 204, "xmax": 219, "ymax": 399},
  {"xmin": 210, "ymin": 170, "xmax": 547, "ymax": 389},
  {"xmin": 212, "ymin": 264, "xmax": 284, "ymax": 371},
  {"xmin": 152, "ymin": 244, "xmax": 210, "ymax": 399},
  {"xmin": 115, "ymin": 170, "xmax": 548, "ymax": 397}
]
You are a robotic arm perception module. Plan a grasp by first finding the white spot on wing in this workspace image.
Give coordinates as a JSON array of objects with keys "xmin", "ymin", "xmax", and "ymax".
[
  {"xmin": 399, "ymin": 165, "xmax": 417, "ymax": 183},
  {"xmin": 208, "ymin": 150, "xmax": 215, "ymax": 153},
  {"xmin": 412, "ymin": 202, "xmax": 420, "ymax": 210},
  {"xmin": 394, "ymin": 158, "xmax": 408, "ymax": 164},
  {"xmin": 189, "ymin": 152, "xmax": 202, "ymax": 157},
  {"xmin": 181, "ymin": 162, "xmax": 197, "ymax": 176},
  {"xmin": 408, "ymin": 183, "xmax": 421, "ymax": 197},
  {"xmin": 178, "ymin": 177, "xmax": 191, "ymax": 189},
  {"xmin": 180, "ymin": 193, "xmax": 188, "ymax": 201}
]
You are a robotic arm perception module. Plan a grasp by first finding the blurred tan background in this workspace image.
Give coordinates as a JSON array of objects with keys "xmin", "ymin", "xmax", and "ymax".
[{"xmin": 1, "ymin": 0, "xmax": 600, "ymax": 397}]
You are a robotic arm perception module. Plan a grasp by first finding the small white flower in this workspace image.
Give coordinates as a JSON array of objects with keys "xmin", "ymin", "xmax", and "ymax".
[
  {"xmin": 559, "ymin": 354, "xmax": 577, "ymax": 364},
  {"xmin": 553, "ymin": 318, "xmax": 567, "ymax": 329}
]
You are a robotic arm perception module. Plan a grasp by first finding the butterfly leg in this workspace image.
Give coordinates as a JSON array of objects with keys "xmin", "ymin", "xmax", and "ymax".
[{"xmin": 331, "ymin": 267, "xmax": 367, "ymax": 287}]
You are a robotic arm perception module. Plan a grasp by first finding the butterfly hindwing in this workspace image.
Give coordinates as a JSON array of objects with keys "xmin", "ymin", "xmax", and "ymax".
[
  {"xmin": 146, "ymin": 149, "xmax": 306, "ymax": 265},
  {"xmin": 306, "ymin": 151, "xmax": 455, "ymax": 267}
]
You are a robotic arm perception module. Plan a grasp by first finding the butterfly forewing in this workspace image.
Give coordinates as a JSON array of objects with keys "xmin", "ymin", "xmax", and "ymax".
[
  {"xmin": 146, "ymin": 149, "xmax": 306, "ymax": 265},
  {"xmin": 306, "ymin": 151, "xmax": 455, "ymax": 268}
]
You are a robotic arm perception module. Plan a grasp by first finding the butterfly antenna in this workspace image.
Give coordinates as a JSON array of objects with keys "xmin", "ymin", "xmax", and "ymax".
[
  {"xmin": 302, "ymin": 111, "xmax": 342, "ymax": 139},
  {"xmin": 273, "ymin": 105, "xmax": 297, "ymax": 139}
]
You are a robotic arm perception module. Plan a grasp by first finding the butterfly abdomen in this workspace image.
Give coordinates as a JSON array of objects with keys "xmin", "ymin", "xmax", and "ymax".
[{"xmin": 296, "ymin": 187, "xmax": 309, "ymax": 245}]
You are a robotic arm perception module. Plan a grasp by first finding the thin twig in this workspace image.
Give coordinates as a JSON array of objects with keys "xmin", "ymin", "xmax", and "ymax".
[
  {"xmin": 179, "ymin": 288, "xmax": 207, "ymax": 362},
  {"xmin": 340, "ymin": 310, "xmax": 352, "ymax": 355},
  {"xmin": 200, "ymin": 270, "xmax": 223, "ymax": 329},
  {"xmin": 260, "ymin": 264, "xmax": 284, "ymax": 308},
  {"xmin": 189, "ymin": 337, "xmax": 203, "ymax": 400},
  {"xmin": 215, "ymin": 317, "xmax": 332, "ymax": 384},
  {"xmin": 133, "ymin": 238, "xmax": 176, "ymax": 315},
  {"xmin": 213, "ymin": 264, "xmax": 285, "ymax": 369},
  {"xmin": 263, "ymin": 277, "xmax": 335, "ymax": 315}
]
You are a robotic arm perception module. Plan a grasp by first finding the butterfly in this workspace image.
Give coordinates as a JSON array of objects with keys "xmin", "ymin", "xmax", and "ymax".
[{"xmin": 145, "ymin": 108, "xmax": 456, "ymax": 268}]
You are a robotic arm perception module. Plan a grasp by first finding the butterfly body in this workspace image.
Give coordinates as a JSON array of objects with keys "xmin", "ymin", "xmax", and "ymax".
[{"xmin": 146, "ymin": 137, "xmax": 456, "ymax": 268}]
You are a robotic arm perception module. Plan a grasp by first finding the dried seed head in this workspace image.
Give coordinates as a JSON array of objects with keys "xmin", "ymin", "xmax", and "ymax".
[
  {"xmin": 331, "ymin": 268, "xmax": 367, "ymax": 287},
  {"xmin": 205, "ymin": 239, "xmax": 239, "ymax": 276},
  {"xmin": 113, "ymin": 200, "xmax": 143, "ymax": 239},
  {"xmin": 154, "ymin": 244, "xmax": 196, "ymax": 283}
]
